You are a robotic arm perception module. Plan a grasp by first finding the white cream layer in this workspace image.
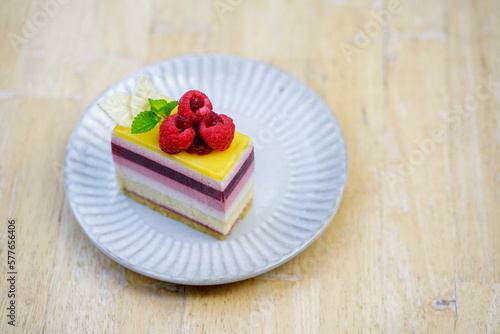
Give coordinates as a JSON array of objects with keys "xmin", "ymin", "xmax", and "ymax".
[{"xmin": 115, "ymin": 160, "xmax": 255, "ymax": 222}]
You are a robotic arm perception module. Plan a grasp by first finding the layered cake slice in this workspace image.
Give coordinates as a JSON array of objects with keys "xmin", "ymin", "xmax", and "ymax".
[
  {"xmin": 99, "ymin": 75, "xmax": 253, "ymax": 239},
  {"xmin": 111, "ymin": 126, "xmax": 254, "ymax": 239}
]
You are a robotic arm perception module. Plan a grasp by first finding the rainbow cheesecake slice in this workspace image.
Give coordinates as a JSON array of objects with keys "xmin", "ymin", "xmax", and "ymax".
[
  {"xmin": 99, "ymin": 75, "xmax": 253, "ymax": 240},
  {"xmin": 111, "ymin": 126, "xmax": 254, "ymax": 239}
]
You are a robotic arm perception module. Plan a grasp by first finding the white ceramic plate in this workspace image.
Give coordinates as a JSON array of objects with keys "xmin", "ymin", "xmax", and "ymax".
[{"xmin": 64, "ymin": 54, "xmax": 348, "ymax": 285}]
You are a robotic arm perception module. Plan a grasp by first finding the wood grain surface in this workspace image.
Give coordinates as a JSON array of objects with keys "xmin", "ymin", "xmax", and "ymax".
[{"xmin": 1, "ymin": 0, "xmax": 499, "ymax": 332}]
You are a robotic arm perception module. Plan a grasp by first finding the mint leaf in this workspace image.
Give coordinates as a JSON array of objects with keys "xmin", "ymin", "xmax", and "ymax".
[
  {"xmin": 163, "ymin": 101, "xmax": 179, "ymax": 117},
  {"xmin": 131, "ymin": 111, "xmax": 161, "ymax": 134},
  {"xmin": 130, "ymin": 99, "xmax": 179, "ymax": 134},
  {"xmin": 148, "ymin": 98, "xmax": 168, "ymax": 114},
  {"xmin": 148, "ymin": 98, "xmax": 178, "ymax": 118}
]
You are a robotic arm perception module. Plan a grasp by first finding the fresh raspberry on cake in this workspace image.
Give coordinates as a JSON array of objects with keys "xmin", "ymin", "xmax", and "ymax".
[
  {"xmin": 186, "ymin": 123, "xmax": 214, "ymax": 156},
  {"xmin": 178, "ymin": 90, "xmax": 213, "ymax": 122},
  {"xmin": 159, "ymin": 114, "xmax": 195, "ymax": 154},
  {"xmin": 199, "ymin": 112, "xmax": 235, "ymax": 151}
]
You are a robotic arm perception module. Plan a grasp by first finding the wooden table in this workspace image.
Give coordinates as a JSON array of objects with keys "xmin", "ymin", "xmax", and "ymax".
[{"xmin": 1, "ymin": 0, "xmax": 499, "ymax": 332}]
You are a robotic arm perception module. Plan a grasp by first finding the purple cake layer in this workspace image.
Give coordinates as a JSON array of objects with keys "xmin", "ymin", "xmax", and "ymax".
[
  {"xmin": 111, "ymin": 142, "xmax": 255, "ymax": 203},
  {"xmin": 114, "ymin": 154, "xmax": 255, "ymax": 213}
]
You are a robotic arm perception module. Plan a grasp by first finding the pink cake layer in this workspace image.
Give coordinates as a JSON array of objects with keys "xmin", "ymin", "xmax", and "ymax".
[{"xmin": 113, "ymin": 153, "xmax": 255, "ymax": 214}]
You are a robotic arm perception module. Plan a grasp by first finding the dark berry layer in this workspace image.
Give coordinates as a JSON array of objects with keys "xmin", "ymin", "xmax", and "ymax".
[{"xmin": 111, "ymin": 142, "xmax": 254, "ymax": 202}]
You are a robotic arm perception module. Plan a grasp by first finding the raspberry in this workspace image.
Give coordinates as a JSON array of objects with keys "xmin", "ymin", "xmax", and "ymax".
[
  {"xmin": 202, "ymin": 111, "xmax": 222, "ymax": 127},
  {"xmin": 199, "ymin": 113, "xmax": 235, "ymax": 151},
  {"xmin": 190, "ymin": 97, "xmax": 204, "ymax": 111},
  {"xmin": 174, "ymin": 114, "xmax": 193, "ymax": 131},
  {"xmin": 186, "ymin": 123, "xmax": 213, "ymax": 156},
  {"xmin": 159, "ymin": 114, "xmax": 195, "ymax": 154},
  {"xmin": 178, "ymin": 90, "xmax": 213, "ymax": 122}
]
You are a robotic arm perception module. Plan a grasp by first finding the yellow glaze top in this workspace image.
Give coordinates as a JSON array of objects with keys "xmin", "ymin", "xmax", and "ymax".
[{"xmin": 112, "ymin": 123, "xmax": 252, "ymax": 181}]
